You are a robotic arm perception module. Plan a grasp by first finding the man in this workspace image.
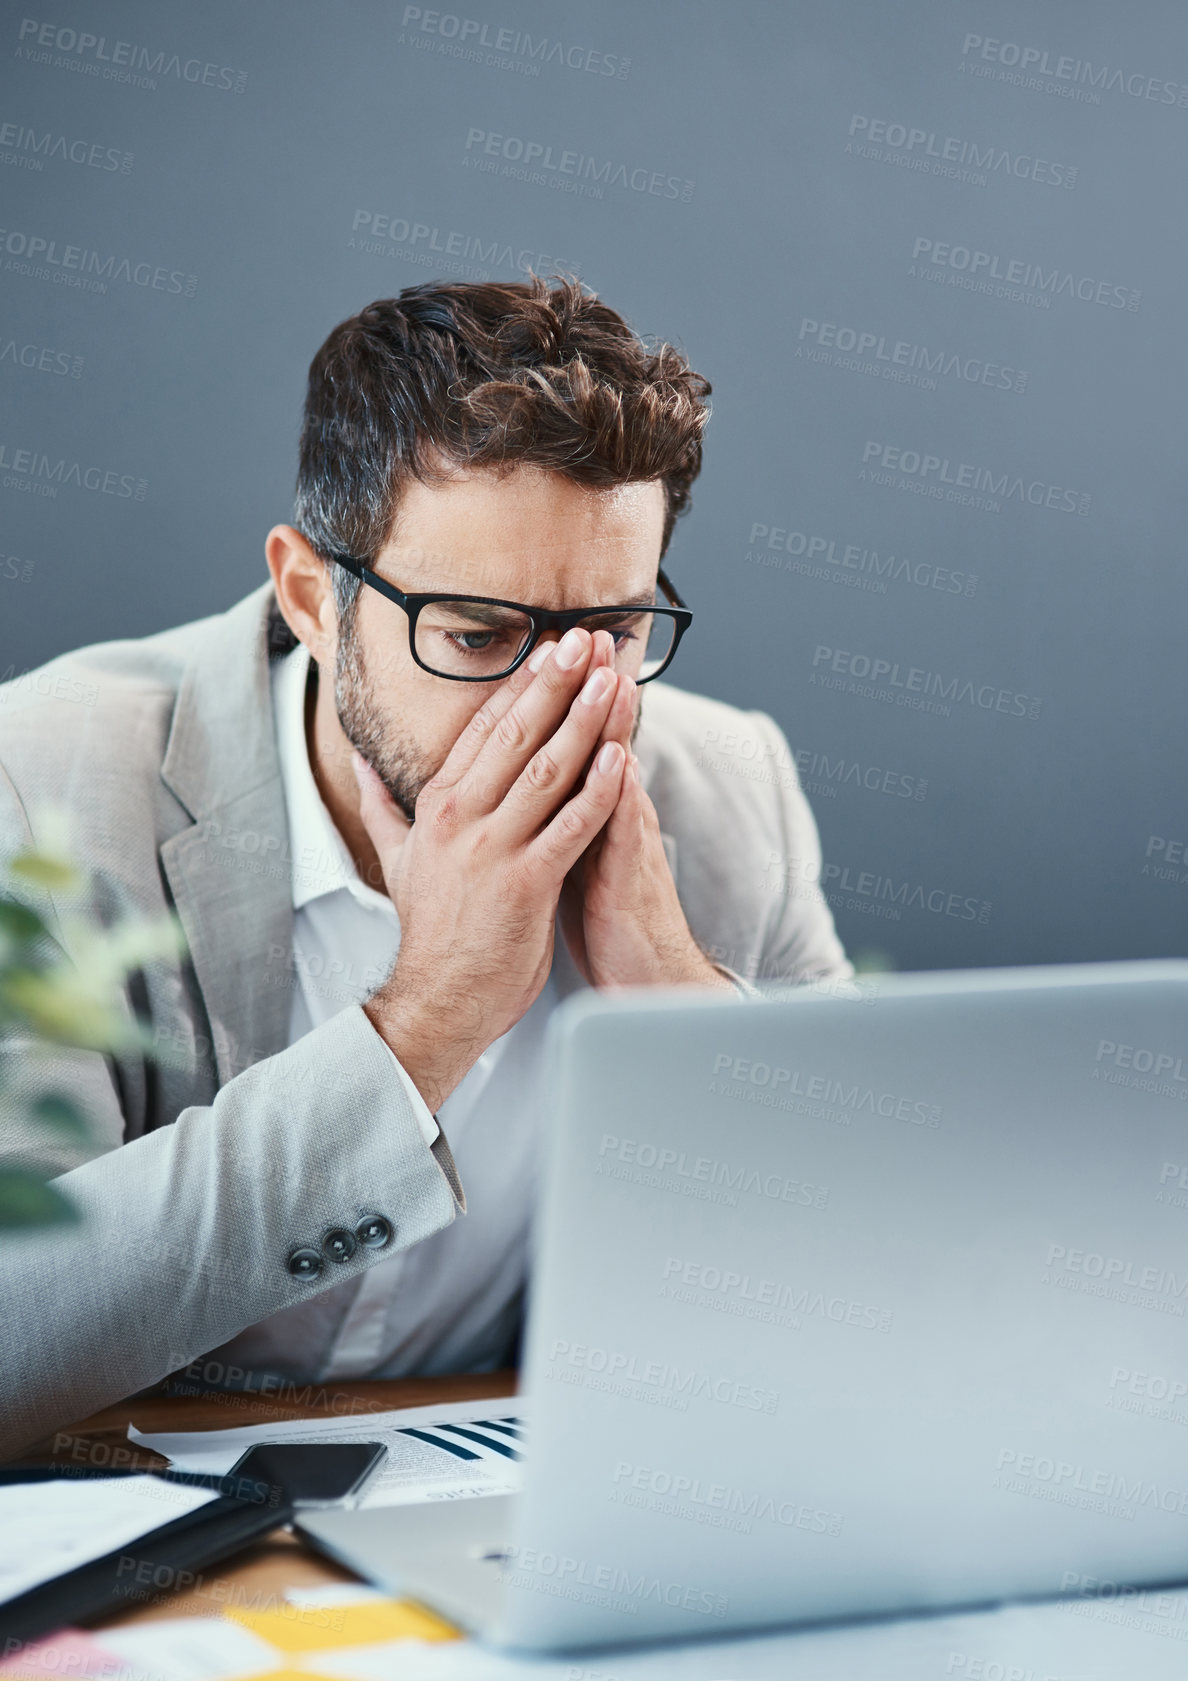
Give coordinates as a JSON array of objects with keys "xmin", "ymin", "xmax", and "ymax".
[{"xmin": 0, "ymin": 277, "xmax": 849, "ymax": 1456}]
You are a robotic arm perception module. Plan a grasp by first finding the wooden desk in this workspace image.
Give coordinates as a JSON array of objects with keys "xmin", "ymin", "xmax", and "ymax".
[{"xmin": 13, "ymin": 1371, "xmax": 516, "ymax": 1632}]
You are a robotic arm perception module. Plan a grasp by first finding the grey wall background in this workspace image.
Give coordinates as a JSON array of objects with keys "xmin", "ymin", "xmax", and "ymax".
[{"xmin": 1, "ymin": 0, "xmax": 1184, "ymax": 972}]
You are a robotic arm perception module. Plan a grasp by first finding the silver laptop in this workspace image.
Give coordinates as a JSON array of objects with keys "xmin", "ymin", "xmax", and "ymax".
[{"xmin": 300, "ymin": 959, "xmax": 1188, "ymax": 1652}]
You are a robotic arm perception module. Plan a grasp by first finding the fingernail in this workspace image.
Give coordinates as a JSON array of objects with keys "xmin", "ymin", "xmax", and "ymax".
[
  {"xmin": 596, "ymin": 740, "xmax": 623, "ymax": 774},
  {"xmin": 555, "ymin": 627, "xmax": 586, "ymax": 669},
  {"xmin": 580, "ymin": 667, "xmax": 614, "ymax": 705},
  {"xmin": 527, "ymin": 640, "xmax": 555, "ymax": 673}
]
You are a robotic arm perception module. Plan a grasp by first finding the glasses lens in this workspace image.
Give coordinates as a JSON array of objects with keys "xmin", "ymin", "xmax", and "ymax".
[
  {"xmin": 415, "ymin": 601, "xmax": 535, "ymax": 678},
  {"xmin": 583, "ymin": 610, "xmax": 675, "ymax": 681},
  {"xmin": 640, "ymin": 611, "xmax": 677, "ymax": 680}
]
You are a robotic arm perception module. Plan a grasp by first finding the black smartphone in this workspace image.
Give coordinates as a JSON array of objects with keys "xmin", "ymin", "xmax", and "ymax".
[{"xmin": 224, "ymin": 1441, "xmax": 387, "ymax": 1508}]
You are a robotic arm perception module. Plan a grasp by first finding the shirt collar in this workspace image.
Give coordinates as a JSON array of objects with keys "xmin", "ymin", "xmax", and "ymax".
[{"xmin": 272, "ymin": 642, "xmax": 394, "ymax": 916}]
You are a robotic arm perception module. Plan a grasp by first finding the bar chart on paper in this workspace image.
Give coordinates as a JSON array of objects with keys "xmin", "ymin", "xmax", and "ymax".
[{"xmin": 130, "ymin": 1398, "xmax": 528, "ymax": 1505}]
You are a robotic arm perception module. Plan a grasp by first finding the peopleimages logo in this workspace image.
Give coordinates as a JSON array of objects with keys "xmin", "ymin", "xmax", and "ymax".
[
  {"xmin": 548, "ymin": 1338, "xmax": 779, "ymax": 1415},
  {"xmin": 995, "ymin": 1447, "xmax": 1188, "ymax": 1520},
  {"xmin": 1109, "ymin": 1366, "xmax": 1188, "ymax": 1413},
  {"xmin": 959, "ymin": 34, "xmax": 1188, "ymax": 109},
  {"xmin": 611, "ymin": 1460, "xmax": 844, "ymax": 1538},
  {"xmin": 0, "ymin": 120, "xmax": 133, "ymax": 173},
  {"xmin": 911, "ymin": 238, "xmax": 1141, "ymax": 313},
  {"xmin": 1093, "ymin": 1038, "xmax": 1188, "ymax": 1104},
  {"xmin": 861, "ymin": 440, "xmax": 1090, "ymax": 518},
  {"xmin": 463, "ymin": 128, "xmax": 693, "ymax": 201},
  {"xmin": 0, "ymin": 440, "xmax": 146, "ymax": 501},
  {"xmin": 15, "ymin": 18, "xmax": 249, "ymax": 93},
  {"xmin": 661, "ymin": 1256, "xmax": 896, "ymax": 1334},
  {"xmin": 818, "ymin": 860, "xmax": 991, "ymax": 926},
  {"xmin": 1142, "ymin": 833, "xmax": 1188, "ymax": 892},
  {"xmin": 1096, "ymin": 1040, "xmax": 1188, "ymax": 1086},
  {"xmin": 496, "ymin": 1545, "xmax": 727, "ymax": 1618},
  {"xmin": 401, "ymin": 7, "xmax": 631, "ymax": 78},
  {"xmin": 0, "ymin": 665, "xmax": 97, "ymax": 707},
  {"xmin": 710, "ymin": 1049, "xmax": 941, "ymax": 1124},
  {"xmin": 0, "ymin": 334, "xmax": 82, "ymax": 377},
  {"xmin": 0, "ymin": 551, "xmax": 35, "ymax": 583},
  {"xmin": 0, "ymin": 226, "xmax": 197, "ymax": 296},
  {"xmin": 699, "ymin": 724, "xmax": 929, "ymax": 802},
  {"xmin": 1043, "ymin": 1243, "xmax": 1188, "ymax": 1317},
  {"xmin": 798, "ymin": 316, "xmax": 1029, "ymax": 395},
  {"xmin": 598, "ymin": 1131, "xmax": 828, "ymax": 1209},
  {"xmin": 348, "ymin": 209, "xmax": 574, "ymax": 281},
  {"xmin": 745, "ymin": 522, "xmax": 977, "ymax": 600},
  {"xmin": 809, "ymin": 644, "xmax": 1043, "ymax": 721},
  {"xmin": 846, "ymin": 113, "xmax": 1076, "ymax": 190}
]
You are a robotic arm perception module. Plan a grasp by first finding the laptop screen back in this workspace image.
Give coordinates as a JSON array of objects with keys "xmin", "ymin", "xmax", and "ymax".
[{"xmin": 495, "ymin": 961, "xmax": 1188, "ymax": 1651}]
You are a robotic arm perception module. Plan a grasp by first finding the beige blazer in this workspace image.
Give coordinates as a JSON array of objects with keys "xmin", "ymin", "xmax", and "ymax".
[{"xmin": 0, "ymin": 582, "xmax": 849, "ymax": 1454}]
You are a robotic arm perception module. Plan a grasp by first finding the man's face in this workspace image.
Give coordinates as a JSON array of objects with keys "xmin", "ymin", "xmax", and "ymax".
[{"xmin": 333, "ymin": 465, "xmax": 667, "ymax": 821}]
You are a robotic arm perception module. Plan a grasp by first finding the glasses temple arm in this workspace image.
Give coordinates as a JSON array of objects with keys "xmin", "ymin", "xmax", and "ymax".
[{"xmin": 657, "ymin": 567, "xmax": 689, "ymax": 612}]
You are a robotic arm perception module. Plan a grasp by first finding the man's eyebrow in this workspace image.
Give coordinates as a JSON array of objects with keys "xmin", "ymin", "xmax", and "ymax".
[
  {"xmin": 431, "ymin": 599, "xmax": 529, "ymax": 627},
  {"xmin": 579, "ymin": 592, "xmax": 656, "ymax": 612}
]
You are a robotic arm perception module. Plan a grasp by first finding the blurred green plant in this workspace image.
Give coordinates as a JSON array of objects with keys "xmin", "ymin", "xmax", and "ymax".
[
  {"xmin": 850, "ymin": 947, "xmax": 898, "ymax": 975},
  {"xmin": 0, "ymin": 815, "xmax": 184, "ymax": 1232}
]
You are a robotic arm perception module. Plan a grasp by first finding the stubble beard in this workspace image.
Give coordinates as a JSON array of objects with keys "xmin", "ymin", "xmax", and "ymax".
[{"xmin": 333, "ymin": 624, "xmax": 433, "ymax": 824}]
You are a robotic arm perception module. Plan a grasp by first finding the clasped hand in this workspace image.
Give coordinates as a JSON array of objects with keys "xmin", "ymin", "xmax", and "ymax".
[{"xmin": 355, "ymin": 624, "xmax": 729, "ymax": 1113}]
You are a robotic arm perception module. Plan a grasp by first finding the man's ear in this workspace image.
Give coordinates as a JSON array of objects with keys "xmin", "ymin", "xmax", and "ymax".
[{"xmin": 265, "ymin": 525, "xmax": 337, "ymax": 664}]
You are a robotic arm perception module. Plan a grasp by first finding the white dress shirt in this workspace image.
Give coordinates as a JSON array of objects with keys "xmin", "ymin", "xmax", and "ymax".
[{"xmin": 267, "ymin": 643, "xmax": 565, "ymax": 1379}]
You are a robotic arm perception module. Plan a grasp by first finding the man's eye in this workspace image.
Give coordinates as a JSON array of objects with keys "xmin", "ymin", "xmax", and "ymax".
[{"xmin": 587, "ymin": 618, "xmax": 643, "ymax": 644}]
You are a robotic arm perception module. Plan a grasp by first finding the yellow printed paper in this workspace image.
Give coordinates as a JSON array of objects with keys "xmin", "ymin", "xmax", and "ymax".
[
  {"xmin": 236, "ymin": 1672, "xmax": 343, "ymax": 1681},
  {"xmin": 226, "ymin": 1597, "xmax": 459, "ymax": 1652}
]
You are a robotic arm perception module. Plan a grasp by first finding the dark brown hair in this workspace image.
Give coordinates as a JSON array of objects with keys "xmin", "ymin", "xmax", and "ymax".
[{"xmin": 292, "ymin": 275, "xmax": 711, "ymax": 616}]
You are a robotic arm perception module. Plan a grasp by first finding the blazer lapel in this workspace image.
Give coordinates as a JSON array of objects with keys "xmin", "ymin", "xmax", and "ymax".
[{"xmin": 158, "ymin": 584, "xmax": 294, "ymax": 1086}]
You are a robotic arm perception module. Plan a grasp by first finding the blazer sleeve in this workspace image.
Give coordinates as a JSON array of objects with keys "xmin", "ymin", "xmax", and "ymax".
[
  {"xmin": 0, "ymin": 1007, "xmax": 465, "ymax": 1457},
  {"xmin": 747, "ymin": 708, "xmax": 854, "ymax": 987},
  {"xmin": 0, "ymin": 771, "xmax": 463, "ymax": 1457}
]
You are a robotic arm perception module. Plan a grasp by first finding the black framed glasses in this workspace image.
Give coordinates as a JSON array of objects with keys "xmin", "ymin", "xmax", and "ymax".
[{"xmin": 329, "ymin": 551, "xmax": 693, "ymax": 684}]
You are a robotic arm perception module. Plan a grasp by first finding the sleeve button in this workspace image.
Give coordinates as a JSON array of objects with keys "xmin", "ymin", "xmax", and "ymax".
[
  {"xmin": 287, "ymin": 1246, "xmax": 323, "ymax": 1281},
  {"xmin": 355, "ymin": 1214, "xmax": 393, "ymax": 1250},
  {"xmin": 323, "ymin": 1227, "xmax": 357, "ymax": 1263}
]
